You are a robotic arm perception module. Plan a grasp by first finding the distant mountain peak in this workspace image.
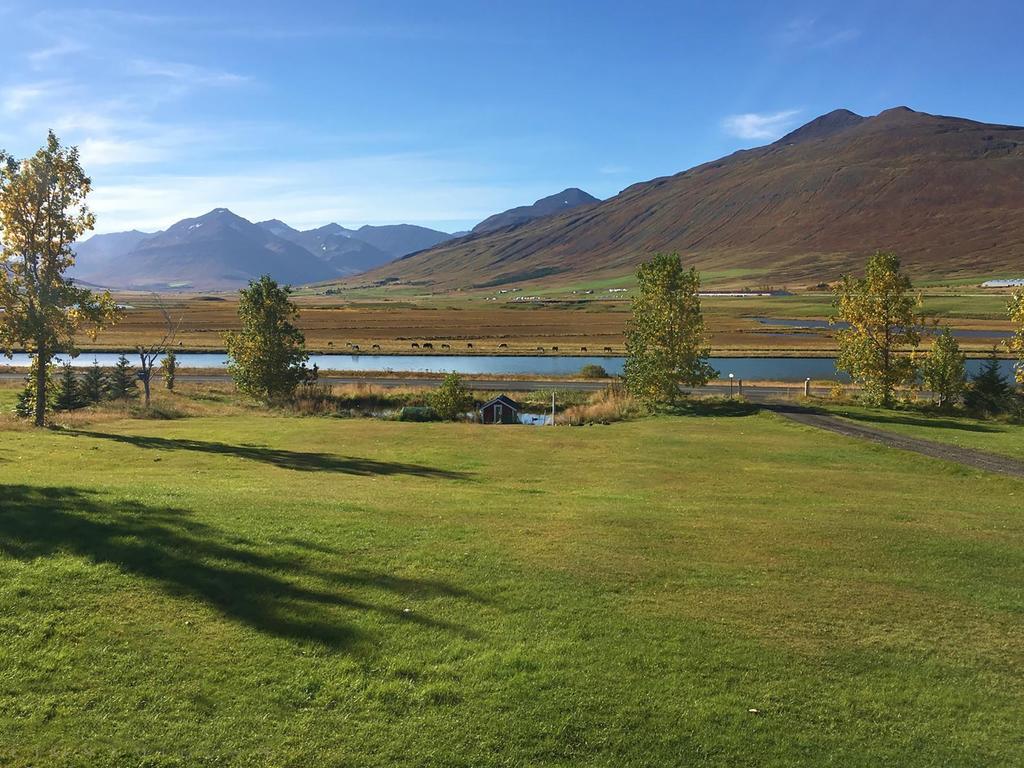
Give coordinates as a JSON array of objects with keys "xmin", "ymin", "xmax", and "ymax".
[
  {"xmin": 775, "ymin": 109, "xmax": 865, "ymax": 145},
  {"xmin": 472, "ymin": 187, "xmax": 600, "ymax": 234}
]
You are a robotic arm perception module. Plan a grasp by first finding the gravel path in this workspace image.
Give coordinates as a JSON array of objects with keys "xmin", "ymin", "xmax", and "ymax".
[{"xmin": 771, "ymin": 405, "xmax": 1024, "ymax": 479}]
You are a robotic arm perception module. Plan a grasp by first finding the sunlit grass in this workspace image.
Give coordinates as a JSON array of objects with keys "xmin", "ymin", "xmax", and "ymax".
[{"xmin": 0, "ymin": 403, "xmax": 1020, "ymax": 765}]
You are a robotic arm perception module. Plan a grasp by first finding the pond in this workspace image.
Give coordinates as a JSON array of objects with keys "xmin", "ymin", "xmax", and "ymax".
[{"xmin": 2, "ymin": 352, "xmax": 1018, "ymax": 382}]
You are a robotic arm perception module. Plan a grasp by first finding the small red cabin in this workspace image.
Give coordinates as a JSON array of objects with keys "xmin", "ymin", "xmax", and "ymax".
[{"xmin": 479, "ymin": 394, "xmax": 521, "ymax": 424}]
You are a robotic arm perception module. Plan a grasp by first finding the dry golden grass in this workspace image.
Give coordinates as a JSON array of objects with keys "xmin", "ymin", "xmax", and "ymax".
[{"xmin": 559, "ymin": 386, "xmax": 643, "ymax": 425}]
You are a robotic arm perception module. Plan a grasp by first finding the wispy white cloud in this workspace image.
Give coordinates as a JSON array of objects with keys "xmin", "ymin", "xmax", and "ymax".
[
  {"xmin": 0, "ymin": 80, "xmax": 66, "ymax": 113},
  {"xmin": 777, "ymin": 17, "xmax": 860, "ymax": 50},
  {"xmin": 28, "ymin": 38, "xmax": 86, "ymax": 67},
  {"xmin": 598, "ymin": 164, "xmax": 630, "ymax": 175},
  {"xmin": 129, "ymin": 59, "xmax": 250, "ymax": 87},
  {"xmin": 722, "ymin": 109, "xmax": 802, "ymax": 141}
]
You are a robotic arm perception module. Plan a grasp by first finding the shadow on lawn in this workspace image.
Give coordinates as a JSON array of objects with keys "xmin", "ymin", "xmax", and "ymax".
[
  {"xmin": 0, "ymin": 485, "xmax": 481, "ymax": 649},
  {"xmin": 832, "ymin": 410, "xmax": 1002, "ymax": 434},
  {"xmin": 64, "ymin": 429, "xmax": 471, "ymax": 479}
]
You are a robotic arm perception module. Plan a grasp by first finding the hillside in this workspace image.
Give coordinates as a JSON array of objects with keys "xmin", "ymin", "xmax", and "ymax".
[{"xmin": 364, "ymin": 107, "xmax": 1024, "ymax": 289}]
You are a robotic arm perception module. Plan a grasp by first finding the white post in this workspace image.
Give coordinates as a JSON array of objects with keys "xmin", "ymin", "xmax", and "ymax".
[
  {"xmin": 551, "ymin": 390, "xmax": 556, "ymax": 426},
  {"xmin": 804, "ymin": 378, "xmax": 811, "ymax": 397}
]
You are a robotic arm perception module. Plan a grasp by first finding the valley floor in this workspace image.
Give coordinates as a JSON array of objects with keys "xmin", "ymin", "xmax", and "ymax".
[{"xmin": 0, "ymin": 402, "xmax": 1021, "ymax": 766}]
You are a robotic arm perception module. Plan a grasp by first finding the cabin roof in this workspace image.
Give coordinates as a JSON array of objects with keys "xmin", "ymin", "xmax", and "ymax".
[{"xmin": 479, "ymin": 394, "xmax": 521, "ymax": 411}]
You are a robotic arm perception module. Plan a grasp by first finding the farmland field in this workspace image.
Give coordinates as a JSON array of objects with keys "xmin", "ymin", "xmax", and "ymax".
[
  {"xmin": 0, "ymin": 394, "xmax": 1021, "ymax": 766},
  {"xmin": 67, "ymin": 287, "xmax": 1018, "ymax": 358}
]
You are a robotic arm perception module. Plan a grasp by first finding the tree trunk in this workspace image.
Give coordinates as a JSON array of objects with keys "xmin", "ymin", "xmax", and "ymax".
[
  {"xmin": 143, "ymin": 372, "xmax": 151, "ymax": 407},
  {"xmin": 34, "ymin": 347, "xmax": 47, "ymax": 427}
]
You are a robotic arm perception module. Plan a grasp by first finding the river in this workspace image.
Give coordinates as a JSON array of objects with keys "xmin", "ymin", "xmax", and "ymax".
[{"xmin": 2, "ymin": 353, "xmax": 1018, "ymax": 382}]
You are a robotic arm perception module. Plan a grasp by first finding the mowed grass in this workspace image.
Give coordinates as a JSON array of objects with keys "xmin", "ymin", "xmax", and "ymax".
[
  {"xmin": 0, "ymin": 412, "xmax": 1022, "ymax": 766},
  {"xmin": 823, "ymin": 403, "xmax": 1024, "ymax": 460}
]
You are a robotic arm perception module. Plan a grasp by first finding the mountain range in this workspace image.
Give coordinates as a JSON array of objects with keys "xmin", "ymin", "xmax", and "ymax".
[
  {"xmin": 363, "ymin": 107, "xmax": 1024, "ymax": 289},
  {"xmin": 71, "ymin": 187, "xmax": 599, "ymax": 290}
]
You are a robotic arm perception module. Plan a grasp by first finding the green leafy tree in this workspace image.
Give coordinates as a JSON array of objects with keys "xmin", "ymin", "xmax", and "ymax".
[
  {"xmin": 833, "ymin": 251, "xmax": 920, "ymax": 407},
  {"xmin": 14, "ymin": 355, "xmax": 54, "ymax": 418},
  {"xmin": 919, "ymin": 328, "xmax": 966, "ymax": 410},
  {"xmin": 429, "ymin": 372, "xmax": 473, "ymax": 420},
  {"xmin": 53, "ymin": 361, "xmax": 86, "ymax": 411},
  {"xmin": 224, "ymin": 275, "xmax": 312, "ymax": 402},
  {"xmin": 624, "ymin": 252, "xmax": 715, "ymax": 406},
  {"xmin": 81, "ymin": 358, "xmax": 106, "ymax": 403},
  {"xmin": 1011, "ymin": 292, "xmax": 1023, "ymax": 385},
  {"xmin": 0, "ymin": 132, "xmax": 119, "ymax": 425},
  {"xmin": 162, "ymin": 351, "xmax": 177, "ymax": 391},
  {"xmin": 964, "ymin": 350, "xmax": 1011, "ymax": 416},
  {"xmin": 107, "ymin": 354, "xmax": 138, "ymax": 400}
]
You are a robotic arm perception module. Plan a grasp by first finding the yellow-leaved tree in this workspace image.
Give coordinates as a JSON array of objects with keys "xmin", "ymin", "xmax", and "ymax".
[
  {"xmin": 0, "ymin": 132, "xmax": 119, "ymax": 426},
  {"xmin": 833, "ymin": 251, "xmax": 920, "ymax": 407},
  {"xmin": 1011, "ymin": 292, "xmax": 1023, "ymax": 385}
]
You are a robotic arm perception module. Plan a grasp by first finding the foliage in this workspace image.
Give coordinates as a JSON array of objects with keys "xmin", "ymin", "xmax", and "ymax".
[
  {"xmin": 964, "ymin": 351, "xmax": 1012, "ymax": 416},
  {"xmin": 54, "ymin": 361, "xmax": 87, "ymax": 411},
  {"xmin": 624, "ymin": 253, "xmax": 715, "ymax": 406},
  {"xmin": 397, "ymin": 405, "xmax": 440, "ymax": 422},
  {"xmin": 833, "ymin": 251, "xmax": 920, "ymax": 407},
  {"xmin": 224, "ymin": 275, "xmax": 312, "ymax": 402},
  {"xmin": 0, "ymin": 132, "xmax": 119, "ymax": 425},
  {"xmin": 162, "ymin": 351, "xmax": 177, "ymax": 391},
  {"xmin": 919, "ymin": 328, "xmax": 966, "ymax": 410},
  {"xmin": 578, "ymin": 364, "xmax": 609, "ymax": 379},
  {"xmin": 107, "ymin": 354, "xmax": 138, "ymax": 400},
  {"xmin": 428, "ymin": 372, "xmax": 473, "ymax": 420},
  {"xmin": 1011, "ymin": 292, "xmax": 1023, "ymax": 385},
  {"xmin": 81, "ymin": 359, "xmax": 107, "ymax": 404},
  {"xmin": 13, "ymin": 356, "xmax": 53, "ymax": 418}
]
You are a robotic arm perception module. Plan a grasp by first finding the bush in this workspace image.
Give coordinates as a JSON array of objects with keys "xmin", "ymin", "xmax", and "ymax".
[
  {"xmin": 428, "ymin": 372, "xmax": 473, "ymax": 421},
  {"xmin": 578, "ymin": 364, "xmax": 609, "ymax": 379},
  {"xmin": 398, "ymin": 406, "xmax": 440, "ymax": 422}
]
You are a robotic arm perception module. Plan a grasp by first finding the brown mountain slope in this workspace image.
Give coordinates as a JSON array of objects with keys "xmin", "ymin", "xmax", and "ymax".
[{"xmin": 365, "ymin": 107, "xmax": 1024, "ymax": 289}]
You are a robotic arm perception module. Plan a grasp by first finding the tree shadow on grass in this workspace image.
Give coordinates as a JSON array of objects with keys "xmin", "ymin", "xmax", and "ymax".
[
  {"xmin": 0, "ymin": 485, "xmax": 482, "ymax": 649},
  {"xmin": 664, "ymin": 399, "xmax": 761, "ymax": 418},
  {"xmin": 832, "ymin": 410, "xmax": 1002, "ymax": 434},
  {"xmin": 64, "ymin": 429, "xmax": 472, "ymax": 478}
]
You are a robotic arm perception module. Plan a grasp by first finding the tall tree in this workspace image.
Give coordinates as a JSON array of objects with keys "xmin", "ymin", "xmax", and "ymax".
[
  {"xmin": 624, "ymin": 252, "xmax": 715, "ymax": 406},
  {"xmin": 919, "ymin": 327, "xmax": 966, "ymax": 410},
  {"xmin": 833, "ymin": 251, "xmax": 920, "ymax": 407},
  {"xmin": 1011, "ymin": 292, "xmax": 1023, "ymax": 385},
  {"xmin": 0, "ymin": 132, "xmax": 118, "ymax": 425},
  {"xmin": 224, "ymin": 275, "xmax": 312, "ymax": 402}
]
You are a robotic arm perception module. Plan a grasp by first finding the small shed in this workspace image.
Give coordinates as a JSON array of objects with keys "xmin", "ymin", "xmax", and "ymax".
[{"xmin": 479, "ymin": 394, "xmax": 521, "ymax": 425}]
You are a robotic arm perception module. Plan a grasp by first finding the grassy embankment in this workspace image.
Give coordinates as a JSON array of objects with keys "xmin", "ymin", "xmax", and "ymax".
[{"xmin": 0, "ymin": 386, "xmax": 1021, "ymax": 766}]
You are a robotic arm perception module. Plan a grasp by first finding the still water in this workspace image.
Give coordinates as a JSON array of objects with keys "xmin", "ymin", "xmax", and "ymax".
[{"xmin": 3, "ymin": 353, "xmax": 1018, "ymax": 382}]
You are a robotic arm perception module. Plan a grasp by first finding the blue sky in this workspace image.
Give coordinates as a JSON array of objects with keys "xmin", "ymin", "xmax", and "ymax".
[{"xmin": 1, "ymin": 0, "xmax": 1022, "ymax": 234}]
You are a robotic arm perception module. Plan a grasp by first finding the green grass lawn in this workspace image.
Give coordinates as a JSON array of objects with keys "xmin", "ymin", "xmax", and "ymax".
[
  {"xmin": 822, "ymin": 403, "xmax": 1024, "ymax": 460},
  {"xmin": 1, "ymin": 411, "xmax": 1022, "ymax": 766}
]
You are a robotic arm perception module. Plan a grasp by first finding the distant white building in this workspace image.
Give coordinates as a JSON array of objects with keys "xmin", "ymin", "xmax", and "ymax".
[{"xmin": 981, "ymin": 279, "xmax": 1024, "ymax": 288}]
